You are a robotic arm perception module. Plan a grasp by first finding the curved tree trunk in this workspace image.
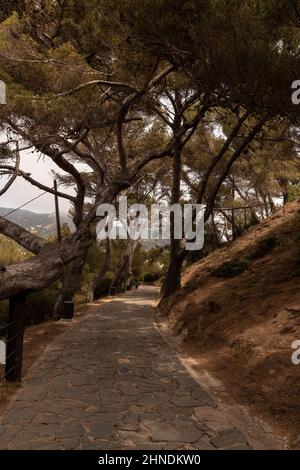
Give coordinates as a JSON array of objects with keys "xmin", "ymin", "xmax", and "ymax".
[
  {"xmin": 53, "ymin": 248, "xmax": 88, "ymax": 320},
  {"xmin": 0, "ymin": 225, "xmax": 94, "ymax": 301}
]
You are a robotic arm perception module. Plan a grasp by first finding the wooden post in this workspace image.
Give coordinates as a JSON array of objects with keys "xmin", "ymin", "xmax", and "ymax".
[
  {"xmin": 5, "ymin": 295, "xmax": 25, "ymax": 382},
  {"xmin": 231, "ymin": 176, "xmax": 237, "ymax": 241},
  {"xmin": 231, "ymin": 208, "xmax": 237, "ymax": 240},
  {"xmin": 54, "ymin": 180, "xmax": 62, "ymax": 244},
  {"xmin": 0, "ymin": 80, "xmax": 6, "ymax": 104}
]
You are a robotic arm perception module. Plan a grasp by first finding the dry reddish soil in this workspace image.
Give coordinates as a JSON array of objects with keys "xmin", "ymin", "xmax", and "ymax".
[{"xmin": 158, "ymin": 201, "xmax": 300, "ymax": 448}]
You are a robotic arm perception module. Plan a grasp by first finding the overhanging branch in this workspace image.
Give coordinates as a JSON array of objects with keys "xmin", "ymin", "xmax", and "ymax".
[{"xmin": 0, "ymin": 216, "xmax": 49, "ymax": 255}]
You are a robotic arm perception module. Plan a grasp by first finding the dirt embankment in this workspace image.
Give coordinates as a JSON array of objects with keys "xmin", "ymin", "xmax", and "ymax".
[{"xmin": 158, "ymin": 201, "xmax": 300, "ymax": 447}]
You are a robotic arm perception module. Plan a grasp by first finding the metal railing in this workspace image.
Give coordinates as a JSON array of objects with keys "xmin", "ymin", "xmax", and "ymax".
[
  {"xmin": 213, "ymin": 202, "xmax": 274, "ymax": 241},
  {"xmin": 0, "ymin": 295, "xmax": 25, "ymax": 384},
  {"xmin": 0, "ymin": 320, "xmax": 18, "ymax": 383}
]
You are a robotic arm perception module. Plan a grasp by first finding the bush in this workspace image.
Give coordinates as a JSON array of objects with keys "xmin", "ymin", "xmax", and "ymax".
[
  {"xmin": 94, "ymin": 275, "xmax": 113, "ymax": 299},
  {"xmin": 24, "ymin": 286, "xmax": 59, "ymax": 326},
  {"xmin": 0, "ymin": 286, "xmax": 59, "ymax": 331},
  {"xmin": 143, "ymin": 272, "xmax": 161, "ymax": 283},
  {"xmin": 212, "ymin": 259, "xmax": 250, "ymax": 278}
]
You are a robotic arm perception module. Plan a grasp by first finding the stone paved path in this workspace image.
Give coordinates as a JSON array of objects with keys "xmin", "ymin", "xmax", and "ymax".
[{"xmin": 0, "ymin": 286, "xmax": 280, "ymax": 450}]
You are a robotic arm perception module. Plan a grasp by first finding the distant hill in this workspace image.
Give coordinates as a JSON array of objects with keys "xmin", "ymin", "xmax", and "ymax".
[{"xmin": 0, "ymin": 207, "xmax": 73, "ymax": 237}]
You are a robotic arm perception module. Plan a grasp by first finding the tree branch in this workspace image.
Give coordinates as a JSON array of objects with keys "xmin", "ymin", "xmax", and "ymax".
[
  {"xmin": 204, "ymin": 119, "xmax": 266, "ymax": 221},
  {"xmin": 197, "ymin": 109, "xmax": 252, "ymax": 204},
  {"xmin": 116, "ymin": 64, "xmax": 176, "ymax": 172},
  {"xmin": 0, "ymin": 165, "xmax": 75, "ymax": 201},
  {"xmin": 0, "ymin": 142, "xmax": 20, "ymax": 196},
  {"xmin": 55, "ymin": 80, "xmax": 138, "ymax": 97},
  {"xmin": 0, "ymin": 230, "xmax": 93, "ymax": 299},
  {"xmin": 0, "ymin": 216, "xmax": 49, "ymax": 254}
]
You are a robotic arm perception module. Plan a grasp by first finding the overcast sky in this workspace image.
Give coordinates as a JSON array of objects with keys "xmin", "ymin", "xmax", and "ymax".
[{"xmin": 0, "ymin": 149, "xmax": 74, "ymax": 214}]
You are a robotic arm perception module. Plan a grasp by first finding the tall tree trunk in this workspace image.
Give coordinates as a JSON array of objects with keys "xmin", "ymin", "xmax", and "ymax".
[
  {"xmin": 277, "ymin": 179, "xmax": 289, "ymax": 205},
  {"xmin": 283, "ymin": 191, "xmax": 289, "ymax": 205},
  {"xmin": 110, "ymin": 239, "xmax": 138, "ymax": 293},
  {"xmin": 161, "ymin": 145, "xmax": 183, "ymax": 300},
  {"xmin": 260, "ymin": 190, "xmax": 270, "ymax": 217},
  {"xmin": 53, "ymin": 249, "xmax": 88, "ymax": 319},
  {"xmin": 162, "ymin": 244, "xmax": 185, "ymax": 299},
  {"xmin": 211, "ymin": 212, "xmax": 220, "ymax": 245},
  {"xmin": 124, "ymin": 240, "xmax": 138, "ymax": 290},
  {"xmin": 267, "ymin": 192, "xmax": 275, "ymax": 213},
  {"xmin": 231, "ymin": 175, "xmax": 237, "ymax": 241},
  {"xmin": 282, "ymin": 185, "xmax": 289, "ymax": 205},
  {"xmin": 255, "ymin": 190, "xmax": 265, "ymax": 219},
  {"xmin": 87, "ymin": 238, "xmax": 111, "ymax": 302},
  {"xmin": 110, "ymin": 253, "xmax": 129, "ymax": 294}
]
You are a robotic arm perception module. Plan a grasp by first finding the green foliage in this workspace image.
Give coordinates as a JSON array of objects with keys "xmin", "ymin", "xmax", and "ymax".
[
  {"xmin": 0, "ymin": 286, "xmax": 59, "ymax": 327},
  {"xmin": 132, "ymin": 245, "xmax": 147, "ymax": 280},
  {"xmin": 25, "ymin": 285, "xmax": 60, "ymax": 325},
  {"xmin": 212, "ymin": 259, "xmax": 250, "ymax": 278},
  {"xmin": 0, "ymin": 235, "xmax": 29, "ymax": 264},
  {"xmin": 1, "ymin": 0, "xmax": 300, "ymax": 304},
  {"xmin": 140, "ymin": 246, "xmax": 167, "ymax": 281},
  {"xmin": 288, "ymin": 185, "xmax": 300, "ymax": 202},
  {"xmin": 142, "ymin": 272, "xmax": 160, "ymax": 282},
  {"xmin": 0, "ymin": 234, "xmax": 58, "ymax": 325},
  {"xmin": 212, "ymin": 235, "xmax": 277, "ymax": 279},
  {"xmin": 93, "ymin": 274, "xmax": 113, "ymax": 299}
]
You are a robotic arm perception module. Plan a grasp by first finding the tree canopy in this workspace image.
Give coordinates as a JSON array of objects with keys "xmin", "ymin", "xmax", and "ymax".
[{"xmin": 0, "ymin": 0, "xmax": 300, "ymax": 304}]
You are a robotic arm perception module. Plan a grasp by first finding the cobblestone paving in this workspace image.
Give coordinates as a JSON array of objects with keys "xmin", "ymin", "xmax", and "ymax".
[{"xmin": 0, "ymin": 287, "xmax": 279, "ymax": 450}]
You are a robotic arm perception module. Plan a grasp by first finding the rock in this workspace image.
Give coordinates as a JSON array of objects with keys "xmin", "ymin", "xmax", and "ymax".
[
  {"xmin": 210, "ymin": 428, "xmax": 249, "ymax": 448},
  {"xmin": 56, "ymin": 422, "xmax": 84, "ymax": 439},
  {"xmin": 38, "ymin": 424, "xmax": 57, "ymax": 438},
  {"xmin": 170, "ymin": 396, "xmax": 203, "ymax": 408},
  {"xmin": 147, "ymin": 421, "xmax": 202, "ymax": 443},
  {"xmin": 88, "ymin": 421, "xmax": 115, "ymax": 439}
]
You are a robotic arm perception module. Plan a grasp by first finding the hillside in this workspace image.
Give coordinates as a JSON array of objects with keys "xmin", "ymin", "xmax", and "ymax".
[
  {"xmin": 158, "ymin": 200, "xmax": 300, "ymax": 447},
  {"xmin": 0, "ymin": 207, "xmax": 73, "ymax": 237}
]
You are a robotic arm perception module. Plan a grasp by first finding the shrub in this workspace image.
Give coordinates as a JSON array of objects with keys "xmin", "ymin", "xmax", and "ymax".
[
  {"xmin": 0, "ymin": 288, "xmax": 58, "ymax": 329},
  {"xmin": 212, "ymin": 259, "xmax": 250, "ymax": 278},
  {"xmin": 94, "ymin": 275, "xmax": 113, "ymax": 299},
  {"xmin": 143, "ymin": 272, "xmax": 161, "ymax": 283},
  {"xmin": 25, "ymin": 286, "xmax": 59, "ymax": 326}
]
